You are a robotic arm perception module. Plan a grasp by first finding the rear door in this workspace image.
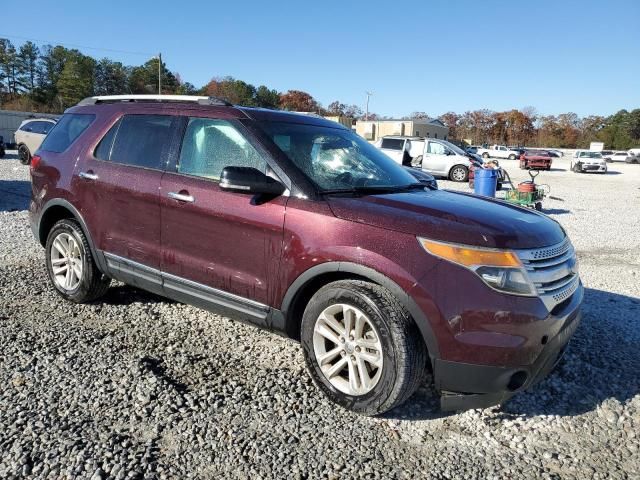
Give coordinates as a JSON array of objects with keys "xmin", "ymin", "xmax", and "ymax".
[
  {"xmin": 379, "ymin": 138, "xmax": 404, "ymax": 164},
  {"xmin": 160, "ymin": 116, "xmax": 287, "ymax": 310},
  {"xmin": 74, "ymin": 112, "xmax": 181, "ymax": 287}
]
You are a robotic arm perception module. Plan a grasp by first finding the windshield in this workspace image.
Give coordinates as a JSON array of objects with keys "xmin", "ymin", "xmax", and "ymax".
[
  {"xmin": 258, "ymin": 122, "xmax": 418, "ymax": 191},
  {"xmin": 579, "ymin": 151, "xmax": 603, "ymax": 159}
]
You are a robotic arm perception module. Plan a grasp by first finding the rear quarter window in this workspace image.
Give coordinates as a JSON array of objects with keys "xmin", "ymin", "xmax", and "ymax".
[{"xmin": 40, "ymin": 114, "xmax": 95, "ymax": 153}]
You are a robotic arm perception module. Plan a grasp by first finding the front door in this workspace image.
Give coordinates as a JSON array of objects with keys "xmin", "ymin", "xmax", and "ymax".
[
  {"xmin": 160, "ymin": 117, "xmax": 286, "ymax": 310},
  {"xmin": 421, "ymin": 140, "xmax": 449, "ymax": 175}
]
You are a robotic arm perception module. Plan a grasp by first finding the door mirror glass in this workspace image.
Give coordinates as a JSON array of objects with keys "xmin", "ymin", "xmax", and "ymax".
[{"xmin": 220, "ymin": 166, "xmax": 285, "ymax": 196}]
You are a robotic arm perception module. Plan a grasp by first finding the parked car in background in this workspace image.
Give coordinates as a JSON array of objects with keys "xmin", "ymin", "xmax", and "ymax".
[
  {"xmin": 625, "ymin": 153, "xmax": 639, "ymax": 164},
  {"xmin": 415, "ymin": 139, "xmax": 475, "ymax": 182},
  {"xmin": 15, "ymin": 118, "xmax": 57, "ymax": 165},
  {"xmin": 606, "ymin": 151, "xmax": 631, "ymax": 163},
  {"xmin": 600, "ymin": 150, "xmax": 614, "ymax": 159},
  {"xmin": 476, "ymin": 145, "xmax": 521, "ymax": 160},
  {"xmin": 29, "ymin": 94, "xmax": 583, "ymax": 416},
  {"xmin": 571, "ymin": 151, "xmax": 607, "ymax": 173},
  {"xmin": 465, "ymin": 146, "xmax": 479, "ymax": 154},
  {"xmin": 520, "ymin": 150, "xmax": 553, "ymax": 170}
]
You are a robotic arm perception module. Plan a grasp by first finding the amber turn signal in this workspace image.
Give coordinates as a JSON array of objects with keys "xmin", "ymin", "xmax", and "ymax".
[{"xmin": 418, "ymin": 238, "xmax": 521, "ymax": 268}]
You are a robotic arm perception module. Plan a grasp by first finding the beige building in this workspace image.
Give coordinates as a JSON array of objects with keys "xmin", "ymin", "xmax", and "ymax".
[
  {"xmin": 323, "ymin": 115, "xmax": 354, "ymax": 129},
  {"xmin": 355, "ymin": 118, "xmax": 449, "ymax": 142}
]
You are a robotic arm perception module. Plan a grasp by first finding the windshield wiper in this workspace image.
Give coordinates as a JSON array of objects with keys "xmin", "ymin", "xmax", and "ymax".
[{"xmin": 321, "ymin": 183, "xmax": 426, "ymax": 196}]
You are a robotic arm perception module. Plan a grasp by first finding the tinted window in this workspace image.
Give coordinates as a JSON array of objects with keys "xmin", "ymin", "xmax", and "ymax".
[
  {"xmin": 178, "ymin": 118, "xmax": 266, "ymax": 180},
  {"xmin": 110, "ymin": 115, "xmax": 173, "ymax": 170},
  {"xmin": 94, "ymin": 119, "xmax": 121, "ymax": 161},
  {"xmin": 380, "ymin": 138, "xmax": 404, "ymax": 150},
  {"xmin": 40, "ymin": 114, "xmax": 95, "ymax": 153},
  {"xmin": 29, "ymin": 121, "xmax": 55, "ymax": 134}
]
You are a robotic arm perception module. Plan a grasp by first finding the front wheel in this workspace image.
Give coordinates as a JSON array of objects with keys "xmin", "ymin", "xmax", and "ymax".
[
  {"xmin": 301, "ymin": 280, "xmax": 427, "ymax": 416},
  {"xmin": 18, "ymin": 144, "xmax": 31, "ymax": 165},
  {"xmin": 449, "ymin": 165, "xmax": 469, "ymax": 182},
  {"xmin": 482, "ymin": 152, "xmax": 490, "ymax": 159},
  {"xmin": 508, "ymin": 154, "xmax": 516, "ymax": 160},
  {"xmin": 45, "ymin": 219, "xmax": 111, "ymax": 303}
]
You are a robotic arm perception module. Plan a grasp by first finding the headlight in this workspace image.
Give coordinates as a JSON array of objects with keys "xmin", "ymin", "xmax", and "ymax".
[{"xmin": 417, "ymin": 238, "xmax": 535, "ymax": 296}]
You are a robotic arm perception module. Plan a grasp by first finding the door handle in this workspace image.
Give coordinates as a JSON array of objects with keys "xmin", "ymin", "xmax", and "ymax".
[
  {"xmin": 78, "ymin": 171, "xmax": 98, "ymax": 180},
  {"xmin": 168, "ymin": 191, "xmax": 195, "ymax": 203}
]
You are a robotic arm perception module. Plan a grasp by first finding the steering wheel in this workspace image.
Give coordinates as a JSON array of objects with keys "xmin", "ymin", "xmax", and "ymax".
[{"xmin": 334, "ymin": 172, "xmax": 353, "ymax": 185}]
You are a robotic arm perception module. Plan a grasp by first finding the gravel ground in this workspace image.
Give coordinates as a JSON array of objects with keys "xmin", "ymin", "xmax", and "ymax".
[{"xmin": 0, "ymin": 151, "xmax": 639, "ymax": 479}]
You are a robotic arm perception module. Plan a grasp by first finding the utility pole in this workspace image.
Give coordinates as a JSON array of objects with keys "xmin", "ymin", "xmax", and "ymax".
[
  {"xmin": 365, "ymin": 91, "xmax": 373, "ymax": 121},
  {"xmin": 158, "ymin": 53, "xmax": 162, "ymax": 95}
]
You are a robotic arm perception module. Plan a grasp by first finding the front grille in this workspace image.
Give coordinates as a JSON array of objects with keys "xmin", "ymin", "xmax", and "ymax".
[{"xmin": 517, "ymin": 238, "xmax": 579, "ymax": 311}]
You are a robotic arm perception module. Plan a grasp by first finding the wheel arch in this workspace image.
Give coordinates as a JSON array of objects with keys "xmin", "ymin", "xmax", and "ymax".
[
  {"xmin": 280, "ymin": 262, "xmax": 440, "ymax": 361},
  {"xmin": 38, "ymin": 200, "xmax": 100, "ymax": 268}
]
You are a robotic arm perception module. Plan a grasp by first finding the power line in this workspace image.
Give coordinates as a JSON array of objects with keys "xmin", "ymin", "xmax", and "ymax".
[{"xmin": 0, "ymin": 33, "xmax": 155, "ymax": 57}]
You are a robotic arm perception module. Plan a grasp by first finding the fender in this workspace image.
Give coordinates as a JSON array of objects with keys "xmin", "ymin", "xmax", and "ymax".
[{"xmin": 280, "ymin": 261, "xmax": 440, "ymax": 360}]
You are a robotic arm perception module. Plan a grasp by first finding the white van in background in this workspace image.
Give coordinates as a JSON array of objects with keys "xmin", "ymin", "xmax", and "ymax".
[{"xmin": 374, "ymin": 136, "xmax": 474, "ymax": 182}]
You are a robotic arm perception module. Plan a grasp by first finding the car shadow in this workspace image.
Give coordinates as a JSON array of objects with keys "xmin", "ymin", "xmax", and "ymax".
[
  {"xmin": 0, "ymin": 180, "xmax": 30, "ymax": 212},
  {"xmin": 100, "ymin": 284, "xmax": 174, "ymax": 306},
  {"xmin": 2, "ymin": 151, "xmax": 20, "ymax": 161},
  {"xmin": 384, "ymin": 287, "xmax": 639, "ymax": 420},
  {"xmin": 542, "ymin": 208, "xmax": 571, "ymax": 215}
]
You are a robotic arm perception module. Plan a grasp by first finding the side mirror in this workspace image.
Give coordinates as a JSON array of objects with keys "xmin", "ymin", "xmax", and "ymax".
[{"xmin": 220, "ymin": 166, "xmax": 286, "ymax": 196}]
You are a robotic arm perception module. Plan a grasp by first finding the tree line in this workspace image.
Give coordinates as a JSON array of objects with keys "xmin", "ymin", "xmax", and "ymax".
[{"xmin": 1, "ymin": 38, "xmax": 638, "ymax": 150}]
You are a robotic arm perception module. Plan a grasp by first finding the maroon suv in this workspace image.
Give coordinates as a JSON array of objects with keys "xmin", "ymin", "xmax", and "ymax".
[{"xmin": 29, "ymin": 95, "xmax": 583, "ymax": 415}]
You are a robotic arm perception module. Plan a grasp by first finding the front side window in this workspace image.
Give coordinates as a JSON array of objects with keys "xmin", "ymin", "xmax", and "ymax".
[
  {"xmin": 40, "ymin": 114, "xmax": 95, "ymax": 153},
  {"xmin": 258, "ymin": 122, "xmax": 417, "ymax": 191},
  {"xmin": 178, "ymin": 118, "xmax": 266, "ymax": 180},
  {"xmin": 109, "ymin": 115, "xmax": 173, "ymax": 170},
  {"xmin": 427, "ymin": 141, "xmax": 446, "ymax": 155}
]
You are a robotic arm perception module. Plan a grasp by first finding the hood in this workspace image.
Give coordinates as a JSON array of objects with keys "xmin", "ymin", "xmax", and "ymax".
[{"xmin": 327, "ymin": 189, "xmax": 565, "ymax": 249}]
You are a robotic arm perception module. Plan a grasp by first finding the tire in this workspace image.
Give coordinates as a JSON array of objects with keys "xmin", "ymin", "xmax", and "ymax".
[
  {"xmin": 482, "ymin": 152, "xmax": 490, "ymax": 159},
  {"xmin": 508, "ymin": 154, "xmax": 516, "ymax": 160},
  {"xmin": 300, "ymin": 280, "xmax": 427, "ymax": 416},
  {"xmin": 45, "ymin": 219, "xmax": 110, "ymax": 303},
  {"xmin": 534, "ymin": 202, "xmax": 542, "ymax": 211},
  {"xmin": 18, "ymin": 144, "xmax": 31, "ymax": 165},
  {"xmin": 412, "ymin": 155, "xmax": 423, "ymax": 167},
  {"xmin": 449, "ymin": 165, "xmax": 469, "ymax": 182}
]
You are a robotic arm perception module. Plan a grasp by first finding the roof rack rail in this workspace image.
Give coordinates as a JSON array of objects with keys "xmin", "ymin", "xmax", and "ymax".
[{"xmin": 77, "ymin": 94, "xmax": 232, "ymax": 107}]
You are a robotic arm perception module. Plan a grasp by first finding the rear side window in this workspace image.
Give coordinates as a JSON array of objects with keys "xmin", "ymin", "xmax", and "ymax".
[
  {"xmin": 94, "ymin": 119, "xmax": 121, "ymax": 161},
  {"xmin": 108, "ymin": 115, "xmax": 174, "ymax": 170},
  {"xmin": 380, "ymin": 138, "xmax": 404, "ymax": 150},
  {"xmin": 40, "ymin": 114, "xmax": 94, "ymax": 153},
  {"xmin": 177, "ymin": 118, "xmax": 266, "ymax": 180}
]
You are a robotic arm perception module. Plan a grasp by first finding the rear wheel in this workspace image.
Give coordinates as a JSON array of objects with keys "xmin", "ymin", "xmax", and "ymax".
[
  {"xmin": 482, "ymin": 152, "xmax": 490, "ymax": 159},
  {"xmin": 18, "ymin": 144, "xmax": 31, "ymax": 165},
  {"xmin": 449, "ymin": 165, "xmax": 469, "ymax": 182},
  {"xmin": 301, "ymin": 280, "xmax": 427, "ymax": 416},
  {"xmin": 508, "ymin": 154, "xmax": 516, "ymax": 160},
  {"xmin": 45, "ymin": 219, "xmax": 110, "ymax": 303}
]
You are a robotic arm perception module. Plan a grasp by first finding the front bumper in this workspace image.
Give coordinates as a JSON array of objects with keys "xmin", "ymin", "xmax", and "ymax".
[
  {"xmin": 576, "ymin": 162, "xmax": 607, "ymax": 172},
  {"xmin": 434, "ymin": 282, "xmax": 583, "ymax": 411}
]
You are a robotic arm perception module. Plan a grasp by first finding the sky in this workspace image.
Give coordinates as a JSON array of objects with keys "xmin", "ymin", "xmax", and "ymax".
[{"xmin": 3, "ymin": 0, "xmax": 639, "ymax": 118}]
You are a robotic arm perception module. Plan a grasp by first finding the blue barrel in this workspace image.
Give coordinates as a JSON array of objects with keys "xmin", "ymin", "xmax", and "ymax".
[{"xmin": 473, "ymin": 168, "xmax": 498, "ymax": 197}]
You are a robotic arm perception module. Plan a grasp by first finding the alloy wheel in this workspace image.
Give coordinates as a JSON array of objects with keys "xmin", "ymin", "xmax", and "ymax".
[
  {"xmin": 50, "ymin": 232, "xmax": 84, "ymax": 291},
  {"xmin": 312, "ymin": 303, "xmax": 383, "ymax": 396},
  {"xmin": 451, "ymin": 167, "xmax": 467, "ymax": 181}
]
